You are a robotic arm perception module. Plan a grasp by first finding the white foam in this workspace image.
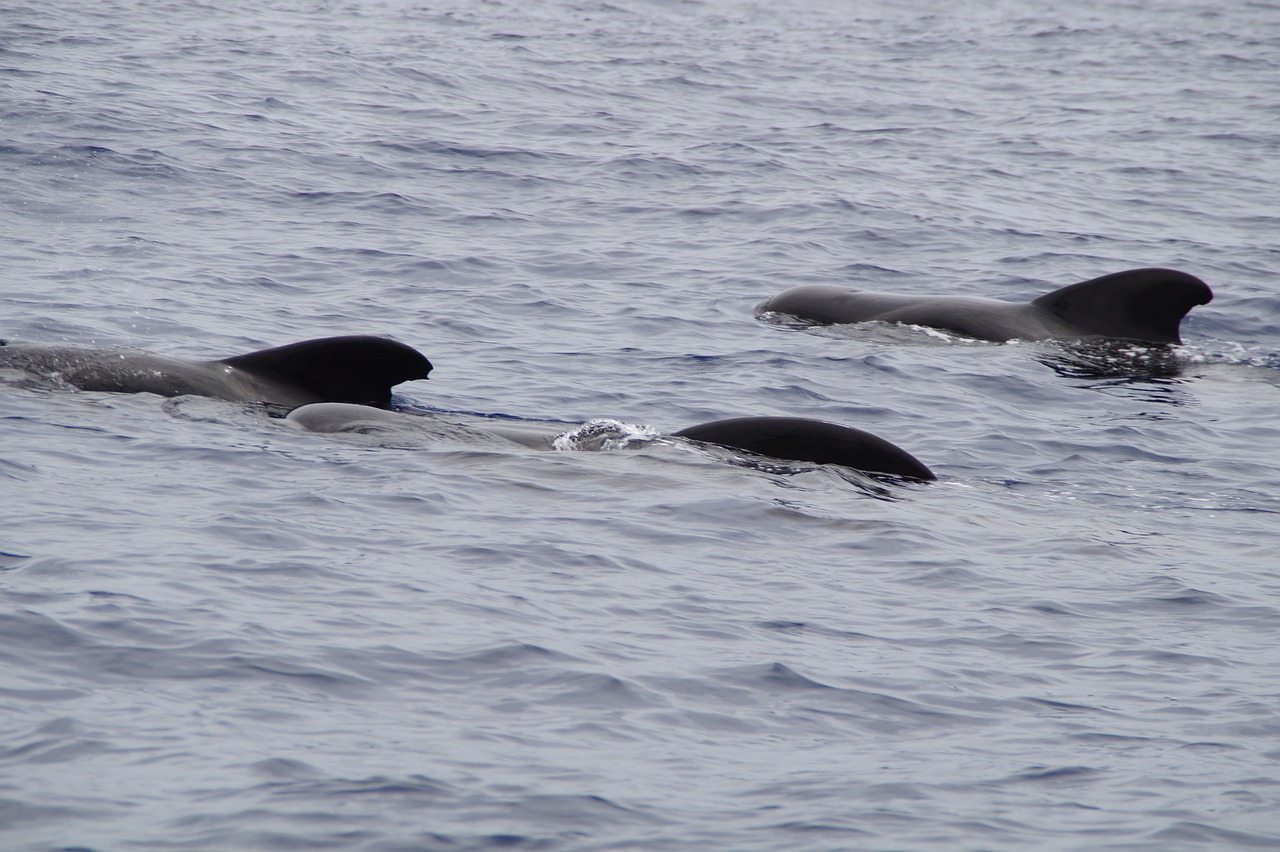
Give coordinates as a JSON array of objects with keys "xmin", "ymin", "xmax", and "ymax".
[{"xmin": 551, "ymin": 418, "xmax": 661, "ymax": 452}]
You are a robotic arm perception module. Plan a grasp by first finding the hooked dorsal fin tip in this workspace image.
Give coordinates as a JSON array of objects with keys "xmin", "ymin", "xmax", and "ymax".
[
  {"xmin": 221, "ymin": 335, "xmax": 432, "ymax": 406},
  {"xmin": 1032, "ymin": 268, "xmax": 1212, "ymax": 344}
]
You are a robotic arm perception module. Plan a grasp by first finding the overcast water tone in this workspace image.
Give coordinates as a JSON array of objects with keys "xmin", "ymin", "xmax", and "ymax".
[{"xmin": 3, "ymin": 0, "xmax": 1280, "ymax": 849}]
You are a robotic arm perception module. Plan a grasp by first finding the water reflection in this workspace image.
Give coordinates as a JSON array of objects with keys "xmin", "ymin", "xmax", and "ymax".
[
  {"xmin": 1037, "ymin": 340, "xmax": 1191, "ymax": 382},
  {"xmin": 712, "ymin": 451, "xmax": 899, "ymax": 500},
  {"xmin": 1033, "ymin": 341, "xmax": 1205, "ymax": 409}
]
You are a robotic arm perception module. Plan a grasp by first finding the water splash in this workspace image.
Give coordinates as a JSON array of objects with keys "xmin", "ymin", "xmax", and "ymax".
[{"xmin": 551, "ymin": 418, "xmax": 661, "ymax": 452}]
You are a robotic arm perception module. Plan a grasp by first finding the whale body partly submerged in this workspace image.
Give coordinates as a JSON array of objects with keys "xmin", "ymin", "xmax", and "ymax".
[
  {"xmin": 672, "ymin": 416, "xmax": 934, "ymax": 481},
  {"xmin": 758, "ymin": 268, "xmax": 1212, "ymax": 344},
  {"xmin": 0, "ymin": 335, "xmax": 432, "ymax": 407},
  {"xmin": 287, "ymin": 404, "xmax": 936, "ymax": 481}
]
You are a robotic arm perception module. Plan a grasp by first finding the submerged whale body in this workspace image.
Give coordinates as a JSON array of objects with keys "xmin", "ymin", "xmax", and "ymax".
[
  {"xmin": 673, "ymin": 416, "xmax": 935, "ymax": 481},
  {"xmin": 758, "ymin": 268, "xmax": 1212, "ymax": 344},
  {"xmin": 0, "ymin": 335, "xmax": 431, "ymax": 407}
]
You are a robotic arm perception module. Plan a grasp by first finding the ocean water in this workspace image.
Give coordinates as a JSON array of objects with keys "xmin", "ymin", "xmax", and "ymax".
[{"xmin": 3, "ymin": 0, "xmax": 1280, "ymax": 849}]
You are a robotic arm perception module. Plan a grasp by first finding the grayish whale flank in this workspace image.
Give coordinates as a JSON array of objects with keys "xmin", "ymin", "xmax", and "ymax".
[
  {"xmin": 285, "ymin": 403, "xmax": 561, "ymax": 450},
  {"xmin": 0, "ymin": 336, "xmax": 432, "ymax": 407},
  {"xmin": 288, "ymin": 404, "xmax": 935, "ymax": 482},
  {"xmin": 758, "ymin": 268, "xmax": 1212, "ymax": 344}
]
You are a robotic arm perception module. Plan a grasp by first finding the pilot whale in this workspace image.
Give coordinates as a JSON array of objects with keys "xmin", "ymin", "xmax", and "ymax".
[
  {"xmin": 0, "ymin": 335, "xmax": 431, "ymax": 407},
  {"xmin": 287, "ymin": 404, "xmax": 936, "ymax": 481},
  {"xmin": 672, "ymin": 416, "xmax": 935, "ymax": 481},
  {"xmin": 758, "ymin": 268, "xmax": 1212, "ymax": 344}
]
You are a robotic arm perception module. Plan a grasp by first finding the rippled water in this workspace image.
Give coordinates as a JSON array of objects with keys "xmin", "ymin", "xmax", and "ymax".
[{"xmin": 4, "ymin": 0, "xmax": 1280, "ymax": 849}]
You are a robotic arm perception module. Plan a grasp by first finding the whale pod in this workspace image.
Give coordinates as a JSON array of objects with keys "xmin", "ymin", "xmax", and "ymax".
[{"xmin": 758, "ymin": 268, "xmax": 1212, "ymax": 344}]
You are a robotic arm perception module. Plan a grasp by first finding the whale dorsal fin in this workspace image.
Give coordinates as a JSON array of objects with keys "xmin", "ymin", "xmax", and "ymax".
[
  {"xmin": 673, "ymin": 416, "xmax": 935, "ymax": 481},
  {"xmin": 1031, "ymin": 268, "xmax": 1212, "ymax": 344},
  {"xmin": 220, "ymin": 336, "xmax": 432, "ymax": 406}
]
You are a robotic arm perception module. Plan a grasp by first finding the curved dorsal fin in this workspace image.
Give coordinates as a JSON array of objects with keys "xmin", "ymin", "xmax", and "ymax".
[
  {"xmin": 220, "ymin": 335, "xmax": 432, "ymax": 406},
  {"xmin": 673, "ymin": 416, "xmax": 935, "ymax": 481},
  {"xmin": 1031, "ymin": 268, "xmax": 1212, "ymax": 344}
]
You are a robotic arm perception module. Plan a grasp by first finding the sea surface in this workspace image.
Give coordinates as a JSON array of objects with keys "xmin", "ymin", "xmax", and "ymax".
[{"xmin": 3, "ymin": 0, "xmax": 1280, "ymax": 849}]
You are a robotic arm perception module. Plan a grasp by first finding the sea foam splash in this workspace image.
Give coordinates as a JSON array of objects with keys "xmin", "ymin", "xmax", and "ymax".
[{"xmin": 551, "ymin": 418, "xmax": 661, "ymax": 452}]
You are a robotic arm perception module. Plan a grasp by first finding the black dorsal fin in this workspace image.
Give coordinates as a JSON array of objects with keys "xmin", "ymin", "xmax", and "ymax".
[
  {"xmin": 1031, "ymin": 268, "xmax": 1212, "ymax": 344},
  {"xmin": 220, "ymin": 336, "xmax": 432, "ymax": 406},
  {"xmin": 673, "ymin": 416, "xmax": 935, "ymax": 481}
]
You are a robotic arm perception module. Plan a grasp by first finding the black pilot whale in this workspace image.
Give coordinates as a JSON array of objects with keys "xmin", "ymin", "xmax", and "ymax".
[
  {"xmin": 286, "ymin": 404, "xmax": 937, "ymax": 482},
  {"xmin": 758, "ymin": 268, "xmax": 1212, "ymax": 344},
  {"xmin": 0, "ymin": 335, "xmax": 432, "ymax": 407},
  {"xmin": 672, "ymin": 416, "xmax": 934, "ymax": 481}
]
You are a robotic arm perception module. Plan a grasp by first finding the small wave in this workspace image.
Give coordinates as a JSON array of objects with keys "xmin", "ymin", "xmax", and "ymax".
[
  {"xmin": 1182, "ymin": 341, "xmax": 1280, "ymax": 370},
  {"xmin": 1003, "ymin": 765, "xmax": 1103, "ymax": 785}
]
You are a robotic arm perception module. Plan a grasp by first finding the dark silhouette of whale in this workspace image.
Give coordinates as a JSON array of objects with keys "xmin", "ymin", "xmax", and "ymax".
[
  {"xmin": 288, "ymin": 404, "xmax": 936, "ymax": 482},
  {"xmin": 758, "ymin": 268, "xmax": 1212, "ymax": 344},
  {"xmin": 673, "ymin": 416, "xmax": 935, "ymax": 481},
  {"xmin": 0, "ymin": 335, "xmax": 431, "ymax": 407}
]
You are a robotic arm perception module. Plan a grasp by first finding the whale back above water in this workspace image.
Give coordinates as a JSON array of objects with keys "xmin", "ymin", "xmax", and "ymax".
[
  {"xmin": 672, "ymin": 416, "xmax": 935, "ymax": 481},
  {"xmin": 758, "ymin": 268, "xmax": 1212, "ymax": 344},
  {"xmin": 219, "ymin": 336, "xmax": 432, "ymax": 406},
  {"xmin": 0, "ymin": 335, "xmax": 432, "ymax": 407},
  {"xmin": 287, "ymin": 405, "xmax": 936, "ymax": 482}
]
